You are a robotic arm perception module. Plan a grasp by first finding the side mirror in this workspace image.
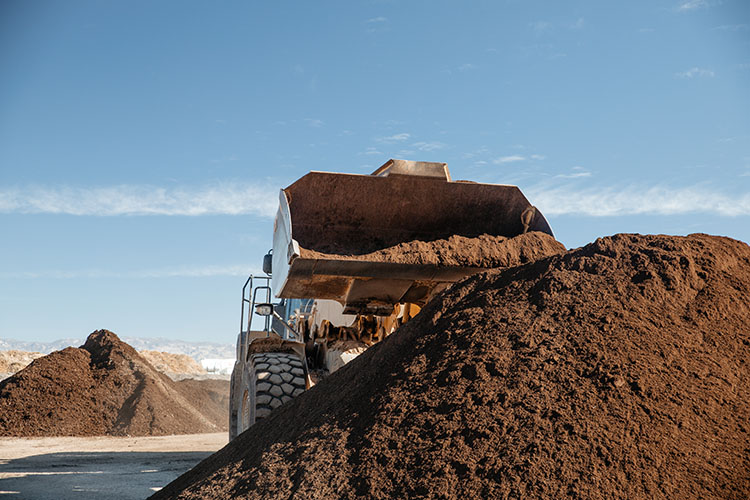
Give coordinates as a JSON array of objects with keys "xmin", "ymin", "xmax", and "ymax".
[
  {"xmin": 255, "ymin": 303, "xmax": 274, "ymax": 316},
  {"xmin": 262, "ymin": 253, "xmax": 272, "ymax": 275}
]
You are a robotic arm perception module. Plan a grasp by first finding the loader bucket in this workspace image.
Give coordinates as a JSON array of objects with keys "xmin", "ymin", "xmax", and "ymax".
[{"xmin": 271, "ymin": 160, "xmax": 553, "ymax": 315}]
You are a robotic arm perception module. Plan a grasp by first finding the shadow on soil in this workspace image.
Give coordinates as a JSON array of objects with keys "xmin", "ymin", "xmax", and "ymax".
[{"xmin": 0, "ymin": 451, "xmax": 212, "ymax": 500}]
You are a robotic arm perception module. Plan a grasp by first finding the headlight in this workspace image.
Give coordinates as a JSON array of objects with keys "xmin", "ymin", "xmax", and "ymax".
[{"xmin": 255, "ymin": 303, "xmax": 273, "ymax": 316}]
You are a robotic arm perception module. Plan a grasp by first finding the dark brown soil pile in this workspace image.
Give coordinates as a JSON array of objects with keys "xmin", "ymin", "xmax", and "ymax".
[
  {"xmin": 300, "ymin": 231, "xmax": 566, "ymax": 268},
  {"xmin": 153, "ymin": 233, "xmax": 750, "ymax": 500},
  {"xmin": 0, "ymin": 330, "xmax": 229, "ymax": 437}
]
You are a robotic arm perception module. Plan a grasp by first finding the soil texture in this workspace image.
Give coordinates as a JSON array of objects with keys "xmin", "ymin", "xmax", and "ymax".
[
  {"xmin": 0, "ymin": 330, "xmax": 229, "ymax": 437},
  {"xmin": 153, "ymin": 233, "xmax": 750, "ymax": 500},
  {"xmin": 300, "ymin": 231, "xmax": 566, "ymax": 268}
]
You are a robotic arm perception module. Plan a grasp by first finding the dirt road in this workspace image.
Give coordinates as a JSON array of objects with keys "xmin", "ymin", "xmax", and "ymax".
[{"xmin": 0, "ymin": 433, "xmax": 227, "ymax": 500}]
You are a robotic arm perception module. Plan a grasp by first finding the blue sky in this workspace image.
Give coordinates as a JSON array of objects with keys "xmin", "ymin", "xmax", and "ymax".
[{"xmin": 1, "ymin": 0, "xmax": 748, "ymax": 344}]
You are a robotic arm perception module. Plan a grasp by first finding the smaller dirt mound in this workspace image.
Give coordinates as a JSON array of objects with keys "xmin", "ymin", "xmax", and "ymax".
[
  {"xmin": 0, "ymin": 330, "xmax": 228, "ymax": 437},
  {"xmin": 140, "ymin": 350, "xmax": 206, "ymax": 376},
  {"xmin": 300, "ymin": 231, "xmax": 565, "ymax": 268}
]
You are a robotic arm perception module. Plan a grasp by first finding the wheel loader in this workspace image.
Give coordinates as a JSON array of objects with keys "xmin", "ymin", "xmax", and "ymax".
[{"xmin": 229, "ymin": 159, "xmax": 554, "ymax": 439}]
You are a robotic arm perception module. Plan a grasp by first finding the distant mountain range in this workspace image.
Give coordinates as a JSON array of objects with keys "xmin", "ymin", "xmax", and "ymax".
[{"xmin": 0, "ymin": 336, "xmax": 235, "ymax": 362}]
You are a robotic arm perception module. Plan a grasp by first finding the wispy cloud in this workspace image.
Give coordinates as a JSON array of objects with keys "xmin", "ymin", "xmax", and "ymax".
[
  {"xmin": 0, "ymin": 184, "xmax": 277, "ymax": 217},
  {"xmin": 677, "ymin": 0, "xmax": 717, "ymax": 11},
  {"xmin": 570, "ymin": 18, "xmax": 585, "ymax": 30},
  {"xmin": 494, "ymin": 155, "xmax": 526, "ymax": 164},
  {"xmin": 555, "ymin": 166, "xmax": 591, "ymax": 179},
  {"xmin": 365, "ymin": 16, "xmax": 388, "ymax": 33},
  {"xmin": 458, "ymin": 63, "xmax": 476, "ymax": 72},
  {"xmin": 0, "ymin": 265, "xmax": 258, "ymax": 280},
  {"xmin": 555, "ymin": 172, "xmax": 592, "ymax": 179},
  {"xmin": 377, "ymin": 133, "xmax": 411, "ymax": 143},
  {"xmin": 305, "ymin": 118, "xmax": 324, "ymax": 128},
  {"xmin": 678, "ymin": 0, "xmax": 706, "ymax": 10},
  {"xmin": 361, "ymin": 147, "xmax": 383, "ymax": 156},
  {"xmin": 714, "ymin": 24, "xmax": 749, "ymax": 31},
  {"xmin": 463, "ymin": 147, "xmax": 490, "ymax": 160},
  {"xmin": 676, "ymin": 67, "xmax": 715, "ymax": 78},
  {"xmin": 530, "ymin": 154, "xmax": 546, "ymax": 161},
  {"xmin": 528, "ymin": 184, "xmax": 750, "ymax": 216},
  {"xmin": 530, "ymin": 21, "xmax": 552, "ymax": 34},
  {"xmin": 412, "ymin": 141, "xmax": 445, "ymax": 152}
]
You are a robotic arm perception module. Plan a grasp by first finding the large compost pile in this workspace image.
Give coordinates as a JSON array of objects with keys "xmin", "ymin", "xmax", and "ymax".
[
  {"xmin": 0, "ymin": 330, "xmax": 228, "ymax": 437},
  {"xmin": 153, "ymin": 233, "xmax": 749, "ymax": 499}
]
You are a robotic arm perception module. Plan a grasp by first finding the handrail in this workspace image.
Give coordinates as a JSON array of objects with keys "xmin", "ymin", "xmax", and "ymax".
[
  {"xmin": 240, "ymin": 275, "xmax": 253, "ymax": 335},
  {"xmin": 239, "ymin": 274, "xmax": 303, "ymax": 344}
]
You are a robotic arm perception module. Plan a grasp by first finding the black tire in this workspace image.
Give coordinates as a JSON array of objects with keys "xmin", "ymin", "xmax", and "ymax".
[
  {"xmin": 235, "ymin": 352, "xmax": 306, "ymax": 435},
  {"xmin": 251, "ymin": 352, "xmax": 306, "ymax": 420}
]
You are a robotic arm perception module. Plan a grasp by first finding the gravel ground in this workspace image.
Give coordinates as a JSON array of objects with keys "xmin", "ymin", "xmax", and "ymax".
[{"xmin": 0, "ymin": 433, "xmax": 227, "ymax": 500}]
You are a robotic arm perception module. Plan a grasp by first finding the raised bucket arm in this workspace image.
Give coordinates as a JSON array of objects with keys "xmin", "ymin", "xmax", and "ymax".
[{"xmin": 271, "ymin": 160, "xmax": 553, "ymax": 315}]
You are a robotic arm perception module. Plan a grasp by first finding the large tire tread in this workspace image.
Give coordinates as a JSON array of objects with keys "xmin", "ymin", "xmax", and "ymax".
[{"xmin": 252, "ymin": 352, "xmax": 306, "ymax": 421}]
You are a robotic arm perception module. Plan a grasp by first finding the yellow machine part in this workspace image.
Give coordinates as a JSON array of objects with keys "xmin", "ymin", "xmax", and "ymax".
[{"xmin": 308, "ymin": 302, "xmax": 422, "ymax": 346}]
